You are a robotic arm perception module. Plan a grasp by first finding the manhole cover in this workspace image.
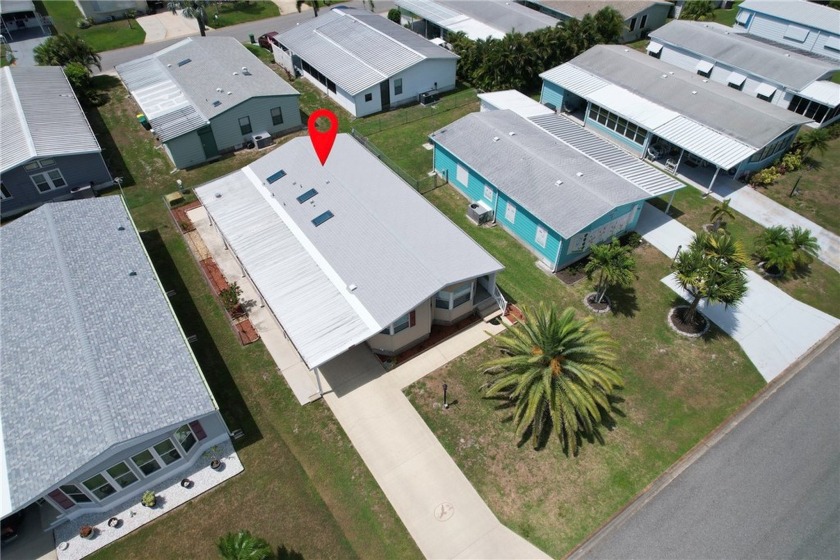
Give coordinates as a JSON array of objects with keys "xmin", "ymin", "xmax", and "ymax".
[{"xmin": 434, "ymin": 502, "xmax": 454, "ymax": 522}]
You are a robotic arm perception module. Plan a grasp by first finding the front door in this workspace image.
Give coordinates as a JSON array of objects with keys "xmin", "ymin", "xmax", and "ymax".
[
  {"xmin": 379, "ymin": 81, "xmax": 390, "ymax": 111},
  {"xmin": 197, "ymin": 126, "xmax": 219, "ymax": 160}
]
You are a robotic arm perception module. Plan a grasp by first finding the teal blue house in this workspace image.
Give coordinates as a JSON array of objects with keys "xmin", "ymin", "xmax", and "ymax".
[{"xmin": 430, "ymin": 105, "xmax": 682, "ymax": 271}]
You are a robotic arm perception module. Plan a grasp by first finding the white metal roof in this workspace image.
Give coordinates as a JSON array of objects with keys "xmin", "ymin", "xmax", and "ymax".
[
  {"xmin": 195, "ymin": 135, "xmax": 502, "ymax": 369},
  {"xmin": 478, "ymin": 90, "xmax": 554, "ymax": 118},
  {"xmin": 541, "ymin": 46, "xmax": 810, "ymax": 169},
  {"xmin": 798, "ymin": 80, "xmax": 840, "ymax": 107},
  {"xmin": 397, "ymin": 0, "xmax": 555, "ymax": 40},
  {"xmin": 755, "ymin": 82, "xmax": 778, "ymax": 99},
  {"xmin": 116, "ymin": 37, "xmax": 298, "ymax": 142},
  {"xmin": 276, "ymin": 7, "xmax": 457, "ymax": 96},
  {"xmin": 0, "ymin": 67, "xmax": 101, "ymax": 173},
  {"xmin": 739, "ymin": 0, "xmax": 840, "ymax": 35},
  {"xmin": 647, "ymin": 42, "xmax": 663, "ymax": 54},
  {"xmin": 728, "ymin": 71, "xmax": 747, "ymax": 87},
  {"xmin": 695, "ymin": 59, "xmax": 715, "ymax": 74}
]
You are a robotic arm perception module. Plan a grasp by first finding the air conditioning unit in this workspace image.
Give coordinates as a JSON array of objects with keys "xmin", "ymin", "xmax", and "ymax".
[
  {"xmin": 467, "ymin": 201, "xmax": 493, "ymax": 225},
  {"xmin": 251, "ymin": 131, "xmax": 272, "ymax": 149},
  {"xmin": 419, "ymin": 91, "xmax": 440, "ymax": 106}
]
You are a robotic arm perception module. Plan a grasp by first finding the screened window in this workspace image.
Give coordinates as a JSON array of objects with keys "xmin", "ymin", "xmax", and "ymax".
[
  {"xmin": 394, "ymin": 78, "xmax": 403, "ymax": 96},
  {"xmin": 132, "ymin": 450, "xmax": 162, "ymax": 476},
  {"xmin": 239, "ymin": 116, "xmax": 252, "ymax": 135},
  {"xmin": 629, "ymin": 16, "xmax": 637, "ymax": 31},
  {"xmin": 175, "ymin": 424, "xmax": 197, "ymax": 453},
  {"xmin": 271, "ymin": 107, "xmax": 283, "ymax": 126},
  {"xmin": 83, "ymin": 474, "xmax": 116, "ymax": 501},
  {"xmin": 640, "ymin": 14, "xmax": 647, "ymax": 29},
  {"xmin": 436, "ymin": 284, "xmax": 472, "ymax": 309},
  {"xmin": 364, "ymin": 93, "xmax": 373, "ymax": 102},
  {"xmin": 31, "ymin": 169, "xmax": 67, "ymax": 193},
  {"xmin": 60, "ymin": 484, "xmax": 92, "ymax": 504},
  {"xmin": 392, "ymin": 313, "xmax": 410, "ymax": 334},
  {"xmin": 587, "ymin": 103, "xmax": 645, "ymax": 145},
  {"xmin": 154, "ymin": 439, "xmax": 182, "ymax": 465},
  {"xmin": 107, "ymin": 462, "xmax": 138, "ymax": 488}
]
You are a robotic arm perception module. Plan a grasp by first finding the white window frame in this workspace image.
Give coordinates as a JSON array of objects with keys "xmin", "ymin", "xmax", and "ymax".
[
  {"xmin": 59, "ymin": 483, "xmax": 93, "ymax": 505},
  {"xmin": 153, "ymin": 438, "xmax": 183, "ymax": 466},
  {"xmin": 504, "ymin": 202, "xmax": 516, "ymax": 223},
  {"xmin": 270, "ymin": 106, "xmax": 283, "ymax": 126},
  {"xmin": 483, "ymin": 185, "xmax": 493, "ymax": 201},
  {"xmin": 106, "ymin": 461, "xmax": 139, "ymax": 489},
  {"xmin": 0, "ymin": 182, "xmax": 10, "ymax": 200},
  {"xmin": 174, "ymin": 424, "xmax": 198, "ymax": 454},
  {"xmin": 535, "ymin": 226, "xmax": 548, "ymax": 248},
  {"xmin": 436, "ymin": 283, "xmax": 473, "ymax": 309},
  {"xmin": 380, "ymin": 313, "xmax": 410, "ymax": 335},
  {"xmin": 239, "ymin": 116, "xmax": 252, "ymax": 135},
  {"xmin": 30, "ymin": 169, "xmax": 67, "ymax": 193},
  {"xmin": 394, "ymin": 77, "xmax": 403, "ymax": 96},
  {"xmin": 455, "ymin": 164, "xmax": 468, "ymax": 186},
  {"xmin": 132, "ymin": 449, "xmax": 162, "ymax": 477}
]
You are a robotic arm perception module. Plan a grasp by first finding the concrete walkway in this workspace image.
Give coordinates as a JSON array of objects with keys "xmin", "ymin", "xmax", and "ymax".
[
  {"xmin": 636, "ymin": 204, "xmax": 839, "ymax": 382},
  {"xmin": 318, "ymin": 328, "xmax": 551, "ymax": 560},
  {"xmin": 136, "ymin": 9, "xmax": 202, "ymax": 43}
]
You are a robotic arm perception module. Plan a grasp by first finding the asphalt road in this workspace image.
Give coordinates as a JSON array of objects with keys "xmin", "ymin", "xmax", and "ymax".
[
  {"xmin": 573, "ymin": 333, "xmax": 840, "ymax": 560},
  {"xmin": 96, "ymin": 0, "xmax": 395, "ymax": 73}
]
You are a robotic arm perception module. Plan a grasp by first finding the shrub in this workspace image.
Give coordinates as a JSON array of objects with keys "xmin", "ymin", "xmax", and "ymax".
[
  {"xmin": 141, "ymin": 490, "xmax": 156, "ymax": 507},
  {"xmin": 781, "ymin": 151, "xmax": 803, "ymax": 173},
  {"xmin": 750, "ymin": 166, "xmax": 780, "ymax": 187},
  {"xmin": 387, "ymin": 8, "xmax": 401, "ymax": 23},
  {"xmin": 76, "ymin": 18, "xmax": 91, "ymax": 29},
  {"xmin": 219, "ymin": 282, "xmax": 243, "ymax": 314}
]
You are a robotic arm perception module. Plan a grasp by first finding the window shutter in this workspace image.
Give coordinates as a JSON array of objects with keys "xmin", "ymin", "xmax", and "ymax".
[
  {"xmin": 189, "ymin": 420, "xmax": 207, "ymax": 441},
  {"xmin": 48, "ymin": 488, "xmax": 74, "ymax": 510},
  {"xmin": 409, "ymin": 310, "xmax": 416, "ymax": 328}
]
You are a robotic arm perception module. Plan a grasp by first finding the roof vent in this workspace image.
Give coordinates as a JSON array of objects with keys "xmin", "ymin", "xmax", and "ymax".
[
  {"xmin": 215, "ymin": 193, "xmax": 222, "ymax": 198},
  {"xmin": 555, "ymin": 180, "xmax": 563, "ymax": 186},
  {"xmin": 576, "ymin": 172, "xmax": 584, "ymax": 177},
  {"xmin": 227, "ymin": 91, "xmax": 232, "ymax": 95},
  {"xmin": 242, "ymin": 66, "xmax": 249, "ymax": 74},
  {"xmin": 508, "ymin": 131, "xmax": 516, "ymax": 136},
  {"xmin": 692, "ymin": 90, "xmax": 697, "ymax": 95},
  {"xmin": 624, "ymin": 48, "xmax": 629, "ymax": 52},
  {"xmin": 177, "ymin": 58, "xmax": 191, "ymax": 67},
  {"xmin": 703, "ymin": 79, "xmax": 709, "ymax": 82},
  {"xmin": 212, "ymin": 100, "xmax": 222, "ymax": 107},
  {"xmin": 118, "ymin": 226, "xmax": 125, "ymax": 231},
  {"xmin": 493, "ymin": 136, "xmax": 500, "ymax": 142},
  {"xmin": 216, "ymin": 87, "xmax": 223, "ymax": 92},
  {"xmin": 167, "ymin": 63, "xmax": 172, "ymax": 67},
  {"xmin": 233, "ymin": 71, "xmax": 239, "ymax": 76},
  {"xmin": 661, "ymin": 74, "xmax": 668, "ymax": 78},
  {"xmin": 129, "ymin": 271, "xmax": 137, "ymax": 276},
  {"xmin": 347, "ymin": 284, "xmax": 357, "ymax": 292},
  {"xmin": 669, "ymin": 71, "xmax": 674, "ymax": 75}
]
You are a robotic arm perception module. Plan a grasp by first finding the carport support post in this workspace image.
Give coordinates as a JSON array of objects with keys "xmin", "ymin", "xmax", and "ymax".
[
  {"xmin": 705, "ymin": 166, "xmax": 721, "ymax": 197},
  {"xmin": 664, "ymin": 191, "xmax": 676, "ymax": 215},
  {"xmin": 314, "ymin": 368, "xmax": 324, "ymax": 396}
]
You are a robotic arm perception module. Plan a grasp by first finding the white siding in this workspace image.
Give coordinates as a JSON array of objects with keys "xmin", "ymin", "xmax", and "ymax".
[
  {"xmin": 389, "ymin": 59, "xmax": 457, "ymax": 108},
  {"xmin": 209, "ymin": 96, "xmax": 301, "ymax": 152},
  {"xmin": 353, "ymin": 84, "xmax": 383, "ymax": 118},
  {"xmin": 166, "ymin": 131, "xmax": 206, "ymax": 170},
  {"xmin": 747, "ymin": 14, "xmax": 840, "ymax": 60},
  {"xmin": 621, "ymin": 3, "xmax": 670, "ymax": 43}
]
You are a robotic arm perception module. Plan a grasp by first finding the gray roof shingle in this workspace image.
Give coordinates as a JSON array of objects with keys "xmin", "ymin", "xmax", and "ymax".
[{"xmin": 0, "ymin": 198, "xmax": 216, "ymax": 513}]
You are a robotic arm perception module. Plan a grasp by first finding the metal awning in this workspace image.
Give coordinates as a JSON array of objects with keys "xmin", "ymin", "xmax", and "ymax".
[
  {"xmin": 728, "ymin": 71, "xmax": 747, "ymax": 87},
  {"xmin": 653, "ymin": 116, "xmax": 756, "ymax": 170},
  {"xmin": 783, "ymin": 24, "xmax": 809, "ymax": 42},
  {"xmin": 826, "ymin": 36, "xmax": 840, "ymax": 52},
  {"xmin": 696, "ymin": 60, "xmax": 715, "ymax": 75},
  {"xmin": 755, "ymin": 82, "xmax": 777, "ymax": 99},
  {"xmin": 647, "ymin": 42, "xmax": 663, "ymax": 55},
  {"xmin": 798, "ymin": 81, "xmax": 840, "ymax": 107}
]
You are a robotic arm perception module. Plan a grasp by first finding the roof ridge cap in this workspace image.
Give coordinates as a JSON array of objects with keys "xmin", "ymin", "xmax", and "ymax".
[{"xmin": 4, "ymin": 68, "xmax": 37, "ymax": 161}]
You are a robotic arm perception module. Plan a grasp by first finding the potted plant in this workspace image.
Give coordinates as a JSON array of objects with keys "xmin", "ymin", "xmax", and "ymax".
[
  {"xmin": 180, "ymin": 478, "xmax": 193, "ymax": 489},
  {"xmin": 203, "ymin": 445, "xmax": 224, "ymax": 470},
  {"xmin": 79, "ymin": 525, "xmax": 95, "ymax": 539},
  {"xmin": 107, "ymin": 517, "xmax": 120, "ymax": 528},
  {"xmin": 141, "ymin": 490, "xmax": 157, "ymax": 508}
]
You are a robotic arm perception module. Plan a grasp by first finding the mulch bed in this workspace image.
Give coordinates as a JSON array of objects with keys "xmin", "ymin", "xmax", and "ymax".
[
  {"xmin": 200, "ymin": 258, "xmax": 229, "ymax": 294},
  {"xmin": 374, "ymin": 313, "xmax": 481, "ymax": 367},
  {"xmin": 584, "ymin": 293, "xmax": 610, "ymax": 312},
  {"xmin": 171, "ymin": 200, "xmax": 201, "ymax": 233},
  {"xmin": 504, "ymin": 303, "xmax": 525, "ymax": 324},
  {"xmin": 670, "ymin": 306, "xmax": 709, "ymax": 336},
  {"xmin": 555, "ymin": 265, "xmax": 587, "ymax": 285},
  {"xmin": 234, "ymin": 318, "xmax": 260, "ymax": 345}
]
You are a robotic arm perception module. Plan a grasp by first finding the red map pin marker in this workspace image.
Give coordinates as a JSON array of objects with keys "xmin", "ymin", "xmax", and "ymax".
[{"xmin": 308, "ymin": 109, "xmax": 338, "ymax": 166}]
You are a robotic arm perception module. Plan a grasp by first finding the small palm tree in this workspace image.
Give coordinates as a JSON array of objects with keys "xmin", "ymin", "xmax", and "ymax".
[
  {"xmin": 584, "ymin": 238, "xmax": 636, "ymax": 304},
  {"xmin": 709, "ymin": 198, "xmax": 735, "ymax": 232},
  {"xmin": 180, "ymin": 1, "xmax": 209, "ymax": 36},
  {"xmin": 483, "ymin": 304, "xmax": 622, "ymax": 454},
  {"xmin": 796, "ymin": 129, "xmax": 829, "ymax": 159},
  {"xmin": 789, "ymin": 226, "xmax": 820, "ymax": 268},
  {"xmin": 672, "ymin": 231, "xmax": 749, "ymax": 325},
  {"xmin": 217, "ymin": 530, "xmax": 272, "ymax": 560}
]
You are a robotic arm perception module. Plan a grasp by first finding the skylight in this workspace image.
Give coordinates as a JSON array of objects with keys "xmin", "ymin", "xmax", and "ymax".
[
  {"xmin": 312, "ymin": 211, "xmax": 334, "ymax": 227},
  {"xmin": 177, "ymin": 58, "xmax": 192, "ymax": 67},
  {"xmin": 267, "ymin": 170, "xmax": 287, "ymax": 184},
  {"xmin": 297, "ymin": 188, "xmax": 318, "ymax": 203}
]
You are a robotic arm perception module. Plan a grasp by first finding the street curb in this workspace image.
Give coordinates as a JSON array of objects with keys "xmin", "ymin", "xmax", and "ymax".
[{"xmin": 564, "ymin": 324, "xmax": 840, "ymax": 560}]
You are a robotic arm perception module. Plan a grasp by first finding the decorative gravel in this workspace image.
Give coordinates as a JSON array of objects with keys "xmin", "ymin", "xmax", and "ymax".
[{"xmin": 54, "ymin": 442, "xmax": 243, "ymax": 560}]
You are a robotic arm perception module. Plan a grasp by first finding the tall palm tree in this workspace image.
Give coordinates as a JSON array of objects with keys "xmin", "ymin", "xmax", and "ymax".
[
  {"xmin": 709, "ymin": 198, "xmax": 735, "ymax": 231},
  {"xmin": 584, "ymin": 238, "xmax": 636, "ymax": 304},
  {"xmin": 217, "ymin": 530, "xmax": 272, "ymax": 560},
  {"xmin": 483, "ymin": 304, "xmax": 622, "ymax": 454},
  {"xmin": 789, "ymin": 226, "xmax": 820, "ymax": 268},
  {"xmin": 672, "ymin": 231, "xmax": 748, "ymax": 325},
  {"xmin": 180, "ymin": 1, "xmax": 209, "ymax": 36}
]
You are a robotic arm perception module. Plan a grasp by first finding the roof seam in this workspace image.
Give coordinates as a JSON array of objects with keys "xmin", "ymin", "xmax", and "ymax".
[
  {"xmin": 311, "ymin": 26, "xmax": 388, "ymax": 83},
  {"xmin": 3, "ymin": 68, "xmax": 37, "ymax": 161}
]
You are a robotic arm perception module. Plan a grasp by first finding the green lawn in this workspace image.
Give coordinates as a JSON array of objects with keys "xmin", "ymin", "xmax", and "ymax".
[
  {"xmin": 85, "ymin": 76, "xmax": 420, "ymax": 560},
  {"xmin": 405, "ymin": 186, "xmax": 765, "ymax": 558},
  {"xmin": 208, "ymin": 0, "xmax": 280, "ymax": 28},
  {"xmin": 649, "ymin": 189, "xmax": 840, "ymax": 318},
  {"xmin": 760, "ymin": 135, "xmax": 840, "ymax": 236},
  {"xmin": 712, "ymin": 1, "xmax": 743, "ymax": 26},
  {"xmin": 1, "ymin": 44, "xmax": 13, "ymax": 67},
  {"xmin": 41, "ymin": 0, "xmax": 145, "ymax": 51}
]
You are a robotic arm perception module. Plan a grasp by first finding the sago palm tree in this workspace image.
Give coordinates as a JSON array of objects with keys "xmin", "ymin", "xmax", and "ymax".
[
  {"xmin": 672, "ymin": 231, "xmax": 749, "ymax": 325},
  {"xmin": 217, "ymin": 530, "xmax": 272, "ymax": 560},
  {"xmin": 483, "ymin": 304, "xmax": 622, "ymax": 454},
  {"xmin": 796, "ymin": 129, "xmax": 829, "ymax": 159},
  {"xmin": 709, "ymin": 198, "xmax": 735, "ymax": 232},
  {"xmin": 584, "ymin": 238, "xmax": 636, "ymax": 304},
  {"xmin": 789, "ymin": 226, "xmax": 820, "ymax": 268}
]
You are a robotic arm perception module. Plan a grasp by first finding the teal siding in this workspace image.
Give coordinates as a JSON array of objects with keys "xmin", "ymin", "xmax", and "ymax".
[
  {"xmin": 540, "ymin": 82, "xmax": 565, "ymax": 111},
  {"xmin": 497, "ymin": 193, "xmax": 561, "ymax": 264},
  {"xmin": 738, "ymin": 128, "xmax": 799, "ymax": 173},
  {"xmin": 434, "ymin": 145, "xmax": 493, "ymax": 203},
  {"xmin": 556, "ymin": 202, "xmax": 643, "ymax": 268}
]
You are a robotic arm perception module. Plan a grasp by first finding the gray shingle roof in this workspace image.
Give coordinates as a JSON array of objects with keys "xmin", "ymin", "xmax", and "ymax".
[
  {"xmin": 430, "ymin": 110, "xmax": 651, "ymax": 238},
  {"xmin": 738, "ymin": 0, "xmax": 840, "ymax": 35},
  {"xmin": 0, "ymin": 198, "xmax": 216, "ymax": 514},
  {"xmin": 544, "ymin": 45, "xmax": 810, "ymax": 149},
  {"xmin": 0, "ymin": 67, "xmax": 102, "ymax": 173},
  {"xmin": 527, "ymin": 0, "xmax": 671, "ymax": 21},
  {"xmin": 116, "ymin": 37, "xmax": 299, "ymax": 142},
  {"xmin": 650, "ymin": 21, "xmax": 839, "ymax": 90},
  {"xmin": 276, "ymin": 7, "xmax": 457, "ymax": 96}
]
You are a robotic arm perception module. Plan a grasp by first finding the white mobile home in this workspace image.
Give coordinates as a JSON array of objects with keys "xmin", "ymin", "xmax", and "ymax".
[{"xmin": 734, "ymin": 0, "xmax": 840, "ymax": 61}]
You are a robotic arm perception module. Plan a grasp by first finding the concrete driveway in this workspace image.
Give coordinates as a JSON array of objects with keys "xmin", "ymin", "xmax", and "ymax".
[{"xmin": 636, "ymin": 203, "xmax": 839, "ymax": 382}]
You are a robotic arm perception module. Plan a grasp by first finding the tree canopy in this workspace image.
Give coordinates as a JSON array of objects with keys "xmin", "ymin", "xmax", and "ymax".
[
  {"xmin": 33, "ymin": 34, "xmax": 101, "ymax": 72},
  {"xmin": 217, "ymin": 530, "xmax": 272, "ymax": 560}
]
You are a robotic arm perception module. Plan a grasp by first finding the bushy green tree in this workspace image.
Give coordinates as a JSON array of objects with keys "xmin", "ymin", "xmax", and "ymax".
[
  {"xmin": 483, "ymin": 304, "xmax": 622, "ymax": 454},
  {"xmin": 680, "ymin": 0, "xmax": 715, "ymax": 21},
  {"xmin": 584, "ymin": 238, "xmax": 636, "ymax": 304},
  {"xmin": 34, "ymin": 34, "xmax": 101, "ymax": 71},
  {"xmin": 217, "ymin": 531, "xmax": 272, "ymax": 560},
  {"xmin": 387, "ymin": 8, "xmax": 401, "ymax": 23}
]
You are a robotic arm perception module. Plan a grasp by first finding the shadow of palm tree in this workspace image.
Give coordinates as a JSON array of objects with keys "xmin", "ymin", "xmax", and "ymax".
[
  {"xmin": 276, "ymin": 544, "xmax": 305, "ymax": 560},
  {"xmin": 608, "ymin": 285, "xmax": 640, "ymax": 318}
]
